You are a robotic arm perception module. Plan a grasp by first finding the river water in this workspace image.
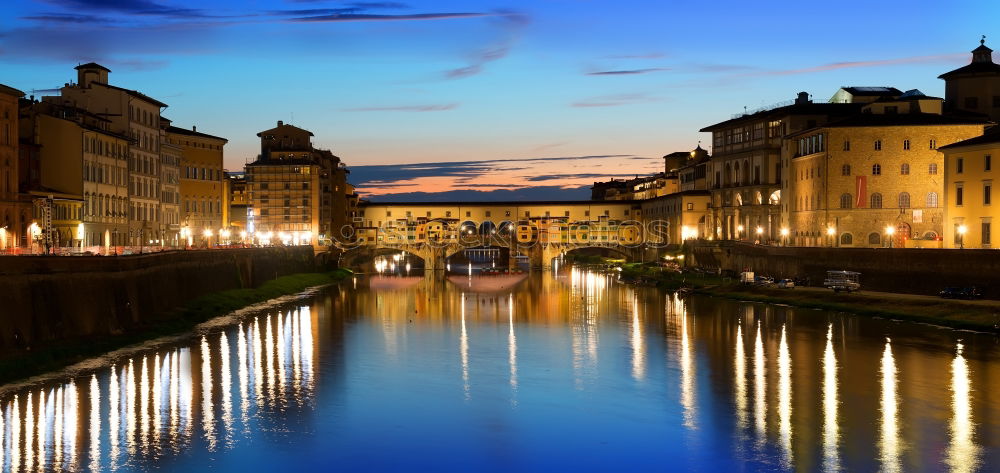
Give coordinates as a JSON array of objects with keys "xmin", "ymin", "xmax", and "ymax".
[{"xmin": 1, "ymin": 268, "xmax": 998, "ymax": 472}]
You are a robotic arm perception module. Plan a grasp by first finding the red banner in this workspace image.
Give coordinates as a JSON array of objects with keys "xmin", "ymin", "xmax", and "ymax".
[{"xmin": 855, "ymin": 176, "xmax": 867, "ymax": 208}]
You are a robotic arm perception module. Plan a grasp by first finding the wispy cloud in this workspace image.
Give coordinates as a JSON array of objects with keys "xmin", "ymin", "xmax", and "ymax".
[
  {"xmin": 587, "ymin": 68, "xmax": 668, "ymax": 76},
  {"xmin": 571, "ymin": 93, "xmax": 661, "ymax": 108},
  {"xmin": 39, "ymin": 0, "xmax": 210, "ymax": 19},
  {"xmin": 751, "ymin": 53, "xmax": 966, "ymax": 76},
  {"xmin": 342, "ymin": 103, "xmax": 459, "ymax": 112},
  {"xmin": 442, "ymin": 10, "xmax": 529, "ymax": 79},
  {"xmin": 288, "ymin": 12, "xmax": 488, "ymax": 22},
  {"xmin": 605, "ymin": 52, "xmax": 665, "ymax": 60}
]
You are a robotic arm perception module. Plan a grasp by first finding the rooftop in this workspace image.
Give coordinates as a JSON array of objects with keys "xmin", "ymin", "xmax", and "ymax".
[
  {"xmin": 938, "ymin": 128, "xmax": 1000, "ymax": 150},
  {"xmin": 166, "ymin": 125, "xmax": 228, "ymax": 142}
]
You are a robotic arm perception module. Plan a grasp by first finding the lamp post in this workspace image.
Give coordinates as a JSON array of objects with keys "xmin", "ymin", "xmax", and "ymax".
[
  {"xmin": 957, "ymin": 224, "xmax": 967, "ymax": 249},
  {"xmin": 203, "ymin": 228, "xmax": 213, "ymax": 248},
  {"xmin": 736, "ymin": 224, "xmax": 744, "ymax": 240},
  {"xmin": 755, "ymin": 225, "xmax": 763, "ymax": 244},
  {"xmin": 885, "ymin": 225, "xmax": 895, "ymax": 248},
  {"xmin": 780, "ymin": 227, "xmax": 789, "ymax": 246},
  {"xmin": 826, "ymin": 226, "xmax": 836, "ymax": 247}
]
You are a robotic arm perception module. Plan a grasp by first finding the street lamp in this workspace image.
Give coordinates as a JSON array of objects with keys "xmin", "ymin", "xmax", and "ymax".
[
  {"xmin": 779, "ymin": 227, "xmax": 789, "ymax": 246},
  {"xmin": 826, "ymin": 226, "xmax": 836, "ymax": 247},
  {"xmin": 885, "ymin": 225, "xmax": 895, "ymax": 248},
  {"xmin": 957, "ymin": 224, "xmax": 967, "ymax": 249},
  {"xmin": 736, "ymin": 224, "xmax": 744, "ymax": 239},
  {"xmin": 203, "ymin": 228, "xmax": 213, "ymax": 247}
]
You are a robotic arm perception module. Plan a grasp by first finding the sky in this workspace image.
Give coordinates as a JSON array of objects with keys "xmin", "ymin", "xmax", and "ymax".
[{"xmin": 1, "ymin": 0, "xmax": 998, "ymax": 201}]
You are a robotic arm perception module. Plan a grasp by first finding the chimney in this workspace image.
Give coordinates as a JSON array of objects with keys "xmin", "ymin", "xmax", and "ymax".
[
  {"xmin": 192, "ymin": 125, "xmax": 197, "ymax": 132},
  {"xmin": 277, "ymin": 120, "xmax": 283, "ymax": 127},
  {"xmin": 795, "ymin": 91, "xmax": 810, "ymax": 105}
]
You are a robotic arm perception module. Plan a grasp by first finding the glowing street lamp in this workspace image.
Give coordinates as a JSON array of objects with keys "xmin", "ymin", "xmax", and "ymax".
[
  {"xmin": 779, "ymin": 227, "xmax": 789, "ymax": 246},
  {"xmin": 885, "ymin": 225, "xmax": 895, "ymax": 248},
  {"xmin": 826, "ymin": 226, "xmax": 836, "ymax": 247},
  {"xmin": 736, "ymin": 224, "xmax": 744, "ymax": 239},
  {"xmin": 957, "ymin": 224, "xmax": 967, "ymax": 249}
]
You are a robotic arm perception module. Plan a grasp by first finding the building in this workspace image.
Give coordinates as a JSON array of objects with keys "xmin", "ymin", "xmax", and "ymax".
[
  {"xmin": 700, "ymin": 91, "xmax": 863, "ymax": 243},
  {"xmin": 677, "ymin": 145, "xmax": 710, "ymax": 192},
  {"xmin": 19, "ymin": 99, "xmax": 130, "ymax": 250},
  {"xmin": 940, "ymin": 128, "xmax": 1000, "ymax": 248},
  {"xmin": 640, "ymin": 190, "xmax": 712, "ymax": 246},
  {"xmin": 782, "ymin": 93, "xmax": 987, "ymax": 247},
  {"xmin": 165, "ymin": 125, "xmax": 227, "ymax": 245},
  {"xmin": 58, "ymin": 63, "xmax": 168, "ymax": 246},
  {"xmin": 159, "ymin": 118, "xmax": 181, "ymax": 247},
  {"xmin": 246, "ymin": 121, "xmax": 351, "ymax": 247},
  {"xmin": 225, "ymin": 171, "xmax": 248, "ymax": 236},
  {"xmin": 0, "ymin": 84, "xmax": 27, "ymax": 252},
  {"xmin": 940, "ymin": 37, "xmax": 1000, "ymax": 123}
]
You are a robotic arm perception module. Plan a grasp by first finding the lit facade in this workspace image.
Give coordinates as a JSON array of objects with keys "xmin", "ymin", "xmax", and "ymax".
[
  {"xmin": 0, "ymin": 83, "xmax": 27, "ymax": 252},
  {"xmin": 639, "ymin": 191, "xmax": 712, "ymax": 246},
  {"xmin": 166, "ymin": 125, "xmax": 227, "ymax": 245},
  {"xmin": 940, "ymin": 131, "xmax": 1000, "ymax": 248}
]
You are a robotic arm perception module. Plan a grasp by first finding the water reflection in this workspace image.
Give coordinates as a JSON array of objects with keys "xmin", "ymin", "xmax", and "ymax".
[
  {"xmin": 946, "ymin": 342, "xmax": 980, "ymax": 473},
  {"xmin": 0, "ymin": 269, "xmax": 998, "ymax": 472}
]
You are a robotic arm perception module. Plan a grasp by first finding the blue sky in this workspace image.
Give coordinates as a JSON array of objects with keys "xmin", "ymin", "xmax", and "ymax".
[{"xmin": 1, "ymin": 0, "xmax": 997, "ymax": 199}]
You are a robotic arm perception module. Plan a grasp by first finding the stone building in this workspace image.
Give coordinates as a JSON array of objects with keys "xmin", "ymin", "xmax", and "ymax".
[
  {"xmin": 940, "ymin": 128, "xmax": 1000, "ymax": 248},
  {"xmin": 225, "ymin": 171, "xmax": 248, "ymax": 235},
  {"xmin": 639, "ymin": 190, "xmax": 712, "ymax": 246},
  {"xmin": 0, "ymin": 84, "xmax": 28, "ymax": 252},
  {"xmin": 58, "ymin": 63, "xmax": 168, "ymax": 246},
  {"xmin": 782, "ymin": 93, "xmax": 987, "ymax": 247},
  {"xmin": 165, "ymin": 124, "xmax": 227, "ymax": 245},
  {"xmin": 700, "ymin": 92, "xmax": 863, "ymax": 243}
]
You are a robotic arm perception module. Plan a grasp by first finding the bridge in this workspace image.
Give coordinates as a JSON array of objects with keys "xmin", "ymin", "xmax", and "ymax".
[{"xmin": 340, "ymin": 200, "xmax": 665, "ymax": 270}]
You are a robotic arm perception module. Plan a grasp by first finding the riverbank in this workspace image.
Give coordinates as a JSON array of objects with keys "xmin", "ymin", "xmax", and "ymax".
[
  {"xmin": 0, "ymin": 268, "xmax": 352, "ymax": 385},
  {"xmin": 618, "ymin": 263, "xmax": 1000, "ymax": 332}
]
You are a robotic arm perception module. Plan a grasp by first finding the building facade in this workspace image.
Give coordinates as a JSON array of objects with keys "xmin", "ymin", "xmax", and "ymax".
[
  {"xmin": 940, "ymin": 130, "xmax": 1000, "ymax": 248},
  {"xmin": 940, "ymin": 38, "xmax": 1000, "ymax": 123},
  {"xmin": 225, "ymin": 171, "xmax": 248, "ymax": 236},
  {"xmin": 166, "ymin": 125, "xmax": 227, "ymax": 245},
  {"xmin": 59, "ymin": 63, "xmax": 168, "ymax": 246},
  {"xmin": 783, "ymin": 96, "xmax": 986, "ymax": 248},
  {"xmin": 0, "ymin": 84, "xmax": 27, "ymax": 252}
]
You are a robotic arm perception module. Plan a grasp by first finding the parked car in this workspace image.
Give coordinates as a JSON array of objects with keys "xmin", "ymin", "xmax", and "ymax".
[
  {"xmin": 939, "ymin": 286, "xmax": 983, "ymax": 300},
  {"xmin": 777, "ymin": 279, "xmax": 795, "ymax": 289},
  {"xmin": 824, "ymin": 270, "xmax": 861, "ymax": 293}
]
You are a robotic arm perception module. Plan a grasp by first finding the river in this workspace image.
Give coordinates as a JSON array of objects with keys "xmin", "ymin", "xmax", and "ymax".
[{"xmin": 0, "ymin": 268, "xmax": 998, "ymax": 472}]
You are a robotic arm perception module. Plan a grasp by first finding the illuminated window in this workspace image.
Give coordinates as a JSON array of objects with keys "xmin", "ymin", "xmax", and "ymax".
[
  {"xmin": 901, "ymin": 163, "xmax": 910, "ymax": 175},
  {"xmin": 929, "ymin": 163, "xmax": 938, "ymax": 175}
]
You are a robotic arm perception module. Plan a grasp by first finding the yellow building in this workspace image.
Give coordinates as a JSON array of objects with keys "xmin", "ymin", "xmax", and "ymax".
[
  {"xmin": 225, "ymin": 171, "xmax": 248, "ymax": 236},
  {"xmin": 940, "ymin": 38, "xmax": 1000, "ymax": 123},
  {"xmin": 165, "ymin": 125, "xmax": 227, "ymax": 245},
  {"xmin": 940, "ymin": 129, "xmax": 1000, "ymax": 248},
  {"xmin": 783, "ymin": 95, "xmax": 986, "ymax": 247},
  {"xmin": 639, "ymin": 191, "xmax": 712, "ymax": 246},
  {"xmin": 0, "ymin": 83, "xmax": 28, "ymax": 252}
]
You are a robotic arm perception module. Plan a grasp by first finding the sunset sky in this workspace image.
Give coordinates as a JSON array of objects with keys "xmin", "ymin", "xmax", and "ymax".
[{"xmin": 2, "ymin": 0, "xmax": 997, "ymax": 200}]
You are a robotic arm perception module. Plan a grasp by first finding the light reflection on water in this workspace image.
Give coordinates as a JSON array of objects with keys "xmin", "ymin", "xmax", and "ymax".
[{"xmin": 0, "ymin": 268, "xmax": 998, "ymax": 472}]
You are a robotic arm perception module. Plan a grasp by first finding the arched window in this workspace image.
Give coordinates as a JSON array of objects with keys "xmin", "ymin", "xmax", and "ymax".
[
  {"xmin": 926, "ymin": 192, "xmax": 939, "ymax": 208},
  {"xmin": 872, "ymin": 164, "xmax": 882, "ymax": 175},
  {"xmin": 840, "ymin": 233, "xmax": 853, "ymax": 245},
  {"xmin": 871, "ymin": 193, "xmax": 883, "ymax": 209},
  {"xmin": 842, "ymin": 164, "xmax": 851, "ymax": 176},
  {"xmin": 868, "ymin": 233, "xmax": 881, "ymax": 245},
  {"xmin": 839, "ymin": 193, "xmax": 852, "ymax": 209},
  {"xmin": 929, "ymin": 163, "xmax": 938, "ymax": 175},
  {"xmin": 898, "ymin": 192, "xmax": 910, "ymax": 208},
  {"xmin": 900, "ymin": 163, "xmax": 910, "ymax": 175}
]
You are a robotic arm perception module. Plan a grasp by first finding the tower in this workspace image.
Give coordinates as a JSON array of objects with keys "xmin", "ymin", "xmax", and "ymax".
[{"xmin": 939, "ymin": 36, "xmax": 1000, "ymax": 122}]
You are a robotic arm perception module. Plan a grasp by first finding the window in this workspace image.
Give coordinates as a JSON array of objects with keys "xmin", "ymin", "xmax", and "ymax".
[
  {"xmin": 840, "ymin": 233, "xmax": 853, "ymax": 245},
  {"xmin": 965, "ymin": 97, "xmax": 979, "ymax": 109},
  {"xmin": 956, "ymin": 184, "xmax": 964, "ymax": 206},
  {"xmin": 872, "ymin": 164, "xmax": 882, "ymax": 175},
  {"xmin": 465, "ymin": 211, "xmax": 471, "ymax": 217},
  {"xmin": 843, "ymin": 140, "xmax": 850, "ymax": 151},
  {"xmin": 898, "ymin": 192, "xmax": 910, "ymax": 208},
  {"xmin": 985, "ymin": 183, "xmax": 992, "ymax": 205},
  {"xmin": 984, "ymin": 222, "xmax": 992, "ymax": 246},
  {"xmin": 868, "ymin": 233, "xmax": 881, "ymax": 245},
  {"xmin": 839, "ymin": 193, "xmax": 852, "ymax": 209},
  {"xmin": 929, "ymin": 163, "xmax": 938, "ymax": 175},
  {"xmin": 957, "ymin": 158, "xmax": 964, "ymax": 174},
  {"xmin": 686, "ymin": 203, "xmax": 694, "ymax": 210},
  {"xmin": 986, "ymin": 155, "xmax": 992, "ymax": 171},
  {"xmin": 901, "ymin": 163, "xmax": 910, "ymax": 175},
  {"xmin": 842, "ymin": 164, "xmax": 851, "ymax": 176},
  {"xmin": 930, "ymin": 139, "xmax": 937, "ymax": 150},
  {"xmin": 926, "ymin": 192, "xmax": 939, "ymax": 208},
  {"xmin": 874, "ymin": 140, "xmax": 882, "ymax": 151},
  {"xmin": 871, "ymin": 193, "xmax": 883, "ymax": 209}
]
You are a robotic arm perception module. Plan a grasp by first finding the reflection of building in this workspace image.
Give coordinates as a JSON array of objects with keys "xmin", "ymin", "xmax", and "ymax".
[
  {"xmin": 58, "ymin": 63, "xmax": 168, "ymax": 246},
  {"xmin": 940, "ymin": 129, "xmax": 1000, "ymax": 248},
  {"xmin": 0, "ymin": 83, "xmax": 29, "ymax": 252},
  {"xmin": 19, "ymin": 98, "xmax": 129, "ymax": 249},
  {"xmin": 702, "ymin": 91, "xmax": 862, "ymax": 242},
  {"xmin": 783, "ymin": 93, "xmax": 986, "ymax": 247},
  {"xmin": 246, "ymin": 121, "xmax": 350, "ymax": 246},
  {"xmin": 166, "ymin": 125, "xmax": 227, "ymax": 244}
]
